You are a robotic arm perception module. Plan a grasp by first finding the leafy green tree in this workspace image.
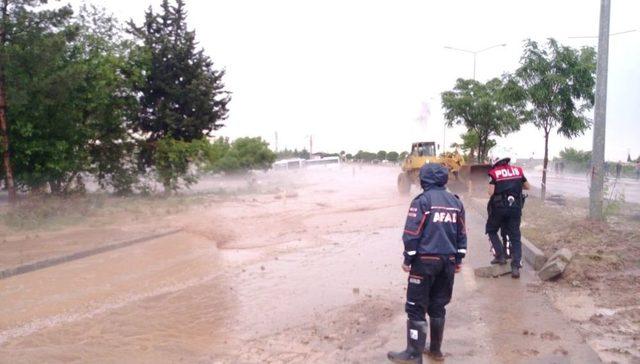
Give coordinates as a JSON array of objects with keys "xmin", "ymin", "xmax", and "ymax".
[
  {"xmin": 457, "ymin": 130, "xmax": 497, "ymax": 163},
  {"xmin": 77, "ymin": 6, "xmax": 143, "ymax": 195},
  {"xmin": 275, "ymin": 148, "xmax": 294, "ymax": 160},
  {"xmin": 202, "ymin": 137, "xmax": 230, "ymax": 167},
  {"xmin": 128, "ymin": 0, "xmax": 230, "ymax": 167},
  {"xmin": 0, "ymin": 0, "xmax": 35, "ymax": 201},
  {"xmin": 515, "ymin": 39, "xmax": 596, "ymax": 199},
  {"xmin": 355, "ymin": 150, "xmax": 376, "ymax": 162},
  {"xmin": 559, "ymin": 147, "xmax": 591, "ymax": 165},
  {"xmin": 211, "ymin": 137, "xmax": 276, "ymax": 173},
  {"xmin": 276, "ymin": 148, "xmax": 312, "ymax": 160},
  {"xmin": 311, "ymin": 151, "xmax": 338, "ymax": 159},
  {"xmin": 299, "ymin": 149, "xmax": 310, "ymax": 160},
  {"xmin": 1, "ymin": 0, "xmax": 77, "ymax": 199},
  {"xmin": 441, "ymin": 77, "xmax": 526, "ymax": 163},
  {"xmin": 345, "ymin": 153, "xmax": 353, "ymax": 160},
  {"xmin": 376, "ymin": 150, "xmax": 387, "ymax": 161},
  {"xmin": 159, "ymin": 137, "xmax": 274, "ymax": 180},
  {"xmin": 3, "ymin": 2, "xmax": 120, "ymax": 194},
  {"xmin": 386, "ymin": 151, "xmax": 399, "ymax": 162},
  {"xmin": 154, "ymin": 138, "xmax": 208, "ymax": 192},
  {"xmin": 5, "ymin": 3, "xmax": 137, "ymax": 194}
]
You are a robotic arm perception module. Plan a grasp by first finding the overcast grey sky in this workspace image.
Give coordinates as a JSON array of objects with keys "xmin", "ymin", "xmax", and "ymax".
[{"xmin": 71, "ymin": 0, "xmax": 640, "ymax": 161}]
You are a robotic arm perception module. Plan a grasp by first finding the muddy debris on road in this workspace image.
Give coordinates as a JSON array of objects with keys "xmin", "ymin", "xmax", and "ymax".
[{"xmin": 0, "ymin": 166, "xmax": 633, "ymax": 363}]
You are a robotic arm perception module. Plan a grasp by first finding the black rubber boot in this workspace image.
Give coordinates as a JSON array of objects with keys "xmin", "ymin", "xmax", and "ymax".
[
  {"xmin": 489, "ymin": 232, "xmax": 506, "ymax": 263},
  {"xmin": 511, "ymin": 266, "xmax": 520, "ymax": 279},
  {"xmin": 426, "ymin": 317, "xmax": 445, "ymax": 361},
  {"xmin": 387, "ymin": 320, "xmax": 426, "ymax": 364}
]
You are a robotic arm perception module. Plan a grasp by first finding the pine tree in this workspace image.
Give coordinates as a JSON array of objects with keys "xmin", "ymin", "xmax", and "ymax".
[{"xmin": 129, "ymin": 0, "xmax": 230, "ymax": 154}]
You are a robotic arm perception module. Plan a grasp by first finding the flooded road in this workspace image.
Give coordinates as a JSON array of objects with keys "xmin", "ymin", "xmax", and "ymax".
[{"xmin": 0, "ymin": 166, "xmax": 601, "ymax": 363}]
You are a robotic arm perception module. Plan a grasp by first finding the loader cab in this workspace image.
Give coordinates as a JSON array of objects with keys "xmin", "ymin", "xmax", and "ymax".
[{"xmin": 411, "ymin": 142, "xmax": 437, "ymax": 157}]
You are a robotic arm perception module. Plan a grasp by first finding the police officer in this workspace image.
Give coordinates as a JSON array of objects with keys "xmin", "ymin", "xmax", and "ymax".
[
  {"xmin": 486, "ymin": 157, "xmax": 530, "ymax": 279},
  {"xmin": 388, "ymin": 163, "xmax": 467, "ymax": 363}
]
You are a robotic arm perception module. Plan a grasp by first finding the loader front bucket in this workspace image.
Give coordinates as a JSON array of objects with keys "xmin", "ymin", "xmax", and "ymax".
[{"xmin": 458, "ymin": 164, "xmax": 492, "ymax": 195}]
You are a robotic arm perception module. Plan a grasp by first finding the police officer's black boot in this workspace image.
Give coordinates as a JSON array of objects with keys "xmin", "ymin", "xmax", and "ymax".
[
  {"xmin": 489, "ymin": 233, "xmax": 507, "ymax": 265},
  {"xmin": 426, "ymin": 317, "xmax": 445, "ymax": 361},
  {"xmin": 387, "ymin": 320, "xmax": 426, "ymax": 364},
  {"xmin": 511, "ymin": 266, "xmax": 520, "ymax": 279}
]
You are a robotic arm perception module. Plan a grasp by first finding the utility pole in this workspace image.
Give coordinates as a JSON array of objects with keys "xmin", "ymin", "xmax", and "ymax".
[
  {"xmin": 0, "ymin": 0, "xmax": 16, "ymax": 204},
  {"xmin": 443, "ymin": 125, "xmax": 446, "ymax": 154},
  {"xmin": 274, "ymin": 131, "xmax": 278, "ymax": 152},
  {"xmin": 589, "ymin": 0, "xmax": 611, "ymax": 220}
]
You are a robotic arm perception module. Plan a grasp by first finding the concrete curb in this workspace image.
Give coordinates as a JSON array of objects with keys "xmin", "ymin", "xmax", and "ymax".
[
  {"xmin": 465, "ymin": 197, "xmax": 547, "ymax": 270},
  {"xmin": 521, "ymin": 236, "xmax": 547, "ymax": 270},
  {"xmin": 0, "ymin": 228, "xmax": 183, "ymax": 280}
]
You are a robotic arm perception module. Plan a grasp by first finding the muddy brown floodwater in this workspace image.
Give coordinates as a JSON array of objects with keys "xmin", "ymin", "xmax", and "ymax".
[{"xmin": 0, "ymin": 165, "xmax": 605, "ymax": 363}]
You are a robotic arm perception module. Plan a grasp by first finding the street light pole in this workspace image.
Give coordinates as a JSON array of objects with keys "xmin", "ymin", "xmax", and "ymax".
[
  {"xmin": 444, "ymin": 43, "xmax": 506, "ymax": 80},
  {"xmin": 589, "ymin": 0, "xmax": 611, "ymax": 221},
  {"xmin": 473, "ymin": 54, "xmax": 477, "ymax": 80}
]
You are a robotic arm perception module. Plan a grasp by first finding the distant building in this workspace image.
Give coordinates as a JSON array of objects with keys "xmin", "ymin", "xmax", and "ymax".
[
  {"xmin": 306, "ymin": 156, "xmax": 340, "ymax": 167},
  {"xmin": 272, "ymin": 156, "xmax": 340, "ymax": 170},
  {"xmin": 273, "ymin": 158, "xmax": 305, "ymax": 170}
]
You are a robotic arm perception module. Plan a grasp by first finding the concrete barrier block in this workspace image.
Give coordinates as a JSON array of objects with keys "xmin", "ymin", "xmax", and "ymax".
[
  {"xmin": 522, "ymin": 237, "xmax": 548, "ymax": 270},
  {"xmin": 474, "ymin": 263, "xmax": 513, "ymax": 278},
  {"xmin": 547, "ymin": 248, "xmax": 573, "ymax": 264},
  {"xmin": 538, "ymin": 259, "xmax": 566, "ymax": 281},
  {"xmin": 537, "ymin": 248, "xmax": 573, "ymax": 281}
]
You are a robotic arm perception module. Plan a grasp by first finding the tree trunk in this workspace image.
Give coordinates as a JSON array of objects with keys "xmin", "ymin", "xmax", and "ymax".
[
  {"xmin": 480, "ymin": 139, "xmax": 488, "ymax": 163},
  {"xmin": 49, "ymin": 180, "xmax": 62, "ymax": 195},
  {"xmin": 541, "ymin": 128, "xmax": 550, "ymax": 201},
  {"xmin": 163, "ymin": 177, "xmax": 172, "ymax": 195},
  {"xmin": 0, "ymin": 0, "xmax": 16, "ymax": 203},
  {"xmin": 477, "ymin": 138, "xmax": 485, "ymax": 164}
]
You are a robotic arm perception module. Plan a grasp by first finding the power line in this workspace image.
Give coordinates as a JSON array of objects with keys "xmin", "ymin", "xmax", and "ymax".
[{"xmin": 569, "ymin": 28, "xmax": 637, "ymax": 39}]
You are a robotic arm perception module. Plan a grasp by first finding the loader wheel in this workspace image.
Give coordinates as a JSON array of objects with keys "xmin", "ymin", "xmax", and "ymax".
[{"xmin": 397, "ymin": 172, "xmax": 411, "ymax": 195}]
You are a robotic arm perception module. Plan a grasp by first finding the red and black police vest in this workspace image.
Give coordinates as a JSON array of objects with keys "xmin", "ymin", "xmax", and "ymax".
[{"xmin": 488, "ymin": 164, "xmax": 525, "ymax": 196}]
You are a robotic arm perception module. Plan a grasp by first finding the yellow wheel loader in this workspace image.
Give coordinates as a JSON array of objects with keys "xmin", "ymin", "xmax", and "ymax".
[{"xmin": 397, "ymin": 142, "xmax": 490, "ymax": 195}]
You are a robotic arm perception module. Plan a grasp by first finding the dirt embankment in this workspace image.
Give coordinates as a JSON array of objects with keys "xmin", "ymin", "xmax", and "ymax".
[{"xmin": 522, "ymin": 195, "xmax": 640, "ymax": 363}]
